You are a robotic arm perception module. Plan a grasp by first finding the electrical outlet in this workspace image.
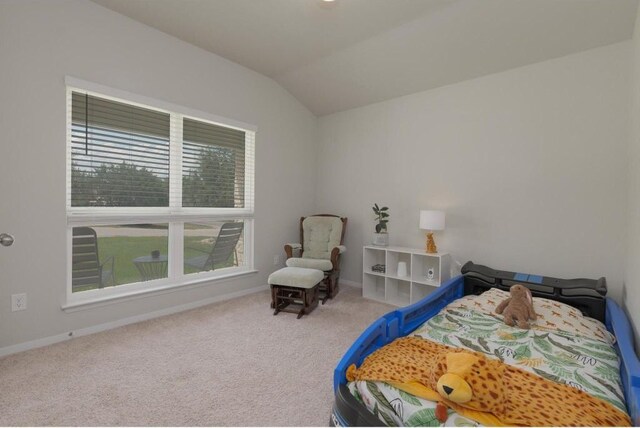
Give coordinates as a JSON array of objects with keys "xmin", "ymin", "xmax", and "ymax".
[
  {"xmin": 11, "ymin": 293, "xmax": 26, "ymax": 312},
  {"xmin": 273, "ymin": 255, "xmax": 280, "ymax": 265}
]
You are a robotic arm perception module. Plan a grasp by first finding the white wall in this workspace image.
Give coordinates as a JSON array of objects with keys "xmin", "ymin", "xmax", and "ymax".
[
  {"xmin": 0, "ymin": 0, "xmax": 317, "ymax": 349},
  {"xmin": 626, "ymin": 6, "xmax": 640, "ymax": 345},
  {"xmin": 0, "ymin": 0, "xmax": 634, "ymax": 353},
  {"xmin": 317, "ymin": 42, "xmax": 631, "ymax": 302}
]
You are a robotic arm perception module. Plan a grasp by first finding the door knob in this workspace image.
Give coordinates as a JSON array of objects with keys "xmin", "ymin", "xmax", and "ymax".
[{"xmin": 0, "ymin": 233, "xmax": 14, "ymax": 247}]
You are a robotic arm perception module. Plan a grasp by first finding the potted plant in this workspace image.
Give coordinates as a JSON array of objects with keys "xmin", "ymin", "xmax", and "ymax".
[{"xmin": 372, "ymin": 203, "xmax": 389, "ymax": 246}]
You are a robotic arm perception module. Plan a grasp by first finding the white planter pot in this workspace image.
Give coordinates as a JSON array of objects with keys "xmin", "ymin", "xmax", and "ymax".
[{"xmin": 373, "ymin": 232, "xmax": 389, "ymax": 246}]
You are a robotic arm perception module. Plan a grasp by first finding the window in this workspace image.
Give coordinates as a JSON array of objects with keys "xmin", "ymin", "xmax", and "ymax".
[
  {"xmin": 182, "ymin": 118, "xmax": 246, "ymax": 208},
  {"xmin": 70, "ymin": 93, "xmax": 171, "ymax": 208},
  {"xmin": 66, "ymin": 80, "xmax": 255, "ymax": 302}
]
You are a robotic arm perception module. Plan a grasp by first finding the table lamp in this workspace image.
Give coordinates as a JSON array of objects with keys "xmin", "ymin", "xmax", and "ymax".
[{"xmin": 419, "ymin": 210, "xmax": 445, "ymax": 254}]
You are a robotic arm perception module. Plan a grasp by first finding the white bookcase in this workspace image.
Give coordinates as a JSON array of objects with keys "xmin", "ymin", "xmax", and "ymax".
[{"xmin": 362, "ymin": 245, "xmax": 451, "ymax": 307}]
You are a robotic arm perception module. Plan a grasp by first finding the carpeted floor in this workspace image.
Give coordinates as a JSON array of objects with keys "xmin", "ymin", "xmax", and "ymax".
[{"xmin": 0, "ymin": 285, "xmax": 393, "ymax": 426}]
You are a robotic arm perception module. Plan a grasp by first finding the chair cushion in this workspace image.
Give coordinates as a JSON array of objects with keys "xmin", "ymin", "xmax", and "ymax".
[
  {"xmin": 286, "ymin": 257, "xmax": 333, "ymax": 271},
  {"xmin": 268, "ymin": 267, "xmax": 324, "ymax": 288},
  {"xmin": 302, "ymin": 216, "xmax": 343, "ymax": 260}
]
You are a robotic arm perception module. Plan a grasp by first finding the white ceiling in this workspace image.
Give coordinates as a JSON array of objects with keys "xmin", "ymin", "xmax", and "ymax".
[{"xmin": 92, "ymin": 0, "xmax": 638, "ymax": 116}]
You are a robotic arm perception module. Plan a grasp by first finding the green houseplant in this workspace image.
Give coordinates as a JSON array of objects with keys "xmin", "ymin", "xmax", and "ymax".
[{"xmin": 372, "ymin": 203, "xmax": 389, "ymax": 246}]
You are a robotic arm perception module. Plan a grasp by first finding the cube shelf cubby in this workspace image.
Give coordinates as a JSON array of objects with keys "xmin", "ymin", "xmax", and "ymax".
[{"xmin": 362, "ymin": 245, "xmax": 451, "ymax": 306}]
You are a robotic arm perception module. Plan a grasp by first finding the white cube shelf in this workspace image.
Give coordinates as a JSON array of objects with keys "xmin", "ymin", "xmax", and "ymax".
[
  {"xmin": 362, "ymin": 245, "xmax": 451, "ymax": 306},
  {"xmin": 362, "ymin": 274, "xmax": 385, "ymax": 301}
]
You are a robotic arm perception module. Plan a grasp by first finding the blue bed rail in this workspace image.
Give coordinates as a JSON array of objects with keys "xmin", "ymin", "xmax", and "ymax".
[
  {"xmin": 333, "ymin": 275, "xmax": 640, "ymax": 425},
  {"xmin": 393, "ymin": 276, "xmax": 465, "ymax": 337},
  {"xmin": 333, "ymin": 275, "xmax": 464, "ymax": 391},
  {"xmin": 606, "ymin": 298, "xmax": 640, "ymax": 426}
]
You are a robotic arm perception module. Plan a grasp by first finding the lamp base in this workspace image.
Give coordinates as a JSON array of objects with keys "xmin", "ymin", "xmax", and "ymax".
[{"xmin": 425, "ymin": 232, "xmax": 438, "ymax": 254}]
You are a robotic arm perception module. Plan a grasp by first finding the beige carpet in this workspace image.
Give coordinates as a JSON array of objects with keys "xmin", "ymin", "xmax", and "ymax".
[{"xmin": 0, "ymin": 285, "xmax": 393, "ymax": 426}]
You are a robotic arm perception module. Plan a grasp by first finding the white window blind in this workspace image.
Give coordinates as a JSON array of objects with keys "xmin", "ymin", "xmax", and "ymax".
[
  {"xmin": 71, "ymin": 92, "xmax": 171, "ymax": 207},
  {"xmin": 182, "ymin": 118, "xmax": 246, "ymax": 208},
  {"xmin": 68, "ymin": 89, "xmax": 255, "ymax": 213}
]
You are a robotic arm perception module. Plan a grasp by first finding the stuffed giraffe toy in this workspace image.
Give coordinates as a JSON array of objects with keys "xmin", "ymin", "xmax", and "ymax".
[{"xmin": 347, "ymin": 337, "xmax": 630, "ymax": 427}]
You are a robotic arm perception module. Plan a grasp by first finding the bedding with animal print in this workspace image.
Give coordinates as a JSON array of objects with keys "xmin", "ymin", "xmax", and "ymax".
[
  {"xmin": 349, "ymin": 293, "xmax": 627, "ymax": 426},
  {"xmin": 348, "ymin": 380, "xmax": 479, "ymax": 427},
  {"xmin": 348, "ymin": 337, "xmax": 630, "ymax": 427},
  {"xmin": 446, "ymin": 288, "xmax": 615, "ymax": 344},
  {"xmin": 413, "ymin": 307, "xmax": 626, "ymax": 412}
]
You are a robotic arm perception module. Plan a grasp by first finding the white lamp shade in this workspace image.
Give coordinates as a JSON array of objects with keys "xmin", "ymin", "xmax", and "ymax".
[{"xmin": 420, "ymin": 210, "xmax": 445, "ymax": 231}]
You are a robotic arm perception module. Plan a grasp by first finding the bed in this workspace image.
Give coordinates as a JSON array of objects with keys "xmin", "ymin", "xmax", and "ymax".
[{"xmin": 331, "ymin": 262, "xmax": 640, "ymax": 427}]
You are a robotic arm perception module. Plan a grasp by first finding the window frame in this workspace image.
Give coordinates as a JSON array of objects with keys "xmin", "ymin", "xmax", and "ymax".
[{"xmin": 64, "ymin": 77, "xmax": 256, "ymax": 308}]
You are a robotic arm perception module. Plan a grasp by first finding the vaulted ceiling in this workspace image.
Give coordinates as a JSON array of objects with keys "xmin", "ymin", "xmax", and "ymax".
[{"xmin": 92, "ymin": 0, "xmax": 638, "ymax": 116}]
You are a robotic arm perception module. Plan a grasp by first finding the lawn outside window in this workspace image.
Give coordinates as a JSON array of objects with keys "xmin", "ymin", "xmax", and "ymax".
[{"xmin": 65, "ymin": 78, "xmax": 255, "ymax": 307}]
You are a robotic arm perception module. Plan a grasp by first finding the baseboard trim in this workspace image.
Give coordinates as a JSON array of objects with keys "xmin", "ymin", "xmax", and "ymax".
[
  {"xmin": 0, "ymin": 285, "xmax": 268, "ymax": 358},
  {"xmin": 340, "ymin": 279, "xmax": 362, "ymax": 288}
]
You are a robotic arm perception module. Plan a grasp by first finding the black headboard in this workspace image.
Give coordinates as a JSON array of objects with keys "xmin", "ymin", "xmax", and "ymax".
[{"xmin": 461, "ymin": 261, "xmax": 608, "ymax": 322}]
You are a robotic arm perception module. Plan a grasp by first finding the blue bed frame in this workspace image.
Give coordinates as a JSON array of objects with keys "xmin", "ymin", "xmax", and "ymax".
[{"xmin": 331, "ymin": 272, "xmax": 640, "ymax": 427}]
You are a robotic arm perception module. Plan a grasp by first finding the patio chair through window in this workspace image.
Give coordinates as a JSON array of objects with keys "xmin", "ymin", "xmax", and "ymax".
[
  {"xmin": 71, "ymin": 227, "xmax": 115, "ymax": 292},
  {"xmin": 184, "ymin": 222, "xmax": 244, "ymax": 272}
]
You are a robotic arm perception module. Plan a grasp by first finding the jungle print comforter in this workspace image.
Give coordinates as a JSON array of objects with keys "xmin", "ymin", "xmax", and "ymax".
[{"xmin": 348, "ymin": 294, "xmax": 626, "ymax": 427}]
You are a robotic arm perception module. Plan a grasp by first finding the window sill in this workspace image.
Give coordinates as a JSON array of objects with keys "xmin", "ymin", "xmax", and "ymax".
[{"xmin": 61, "ymin": 269, "xmax": 258, "ymax": 313}]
